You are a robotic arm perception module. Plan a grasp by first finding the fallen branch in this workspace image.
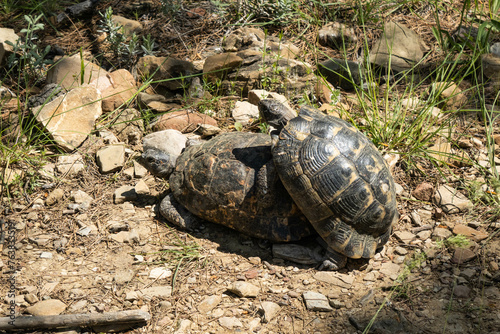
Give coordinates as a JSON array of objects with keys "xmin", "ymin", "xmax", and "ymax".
[{"xmin": 0, "ymin": 310, "xmax": 150, "ymax": 331}]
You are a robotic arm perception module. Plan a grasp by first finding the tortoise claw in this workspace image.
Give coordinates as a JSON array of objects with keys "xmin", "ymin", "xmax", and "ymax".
[{"xmin": 319, "ymin": 250, "xmax": 347, "ymax": 271}]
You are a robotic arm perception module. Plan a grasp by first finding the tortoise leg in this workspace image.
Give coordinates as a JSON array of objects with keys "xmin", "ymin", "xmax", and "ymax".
[
  {"xmin": 159, "ymin": 193, "xmax": 201, "ymax": 231},
  {"xmin": 319, "ymin": 249, "xmax": 348, "ymax": 271}
]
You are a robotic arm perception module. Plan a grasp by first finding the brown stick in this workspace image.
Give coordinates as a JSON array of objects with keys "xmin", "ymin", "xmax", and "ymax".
[{"xmin": 0, "ymin": 310, "xmax": 150, "ymax": 331}]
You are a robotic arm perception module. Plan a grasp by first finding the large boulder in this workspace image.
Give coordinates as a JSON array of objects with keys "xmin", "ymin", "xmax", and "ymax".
[{"xmin": 46, "ymin": 54, "xmax": 109, "ymax": 90}]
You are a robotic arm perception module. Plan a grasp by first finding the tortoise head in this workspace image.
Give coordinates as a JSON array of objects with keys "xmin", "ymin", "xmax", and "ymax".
[
  {"xmin": 141, "ymin": 148, "xmax": 176, "ymax": 179},
  {"xmin": 258, "ymin": 99, "xmax": 296, "ymax": 132}
]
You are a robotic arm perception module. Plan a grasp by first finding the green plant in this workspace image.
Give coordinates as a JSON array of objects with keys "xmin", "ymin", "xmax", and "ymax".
[
  {"xmin": 436, "ymin": 234, "xmax": 470, "ymax": 249},
  {"xmin": 234, "ymin": 121, "xmax": 243, "ymax": 132},
  {"xmin": 5, "ymin": 14, "xmax": 52, "ymax": 84}
]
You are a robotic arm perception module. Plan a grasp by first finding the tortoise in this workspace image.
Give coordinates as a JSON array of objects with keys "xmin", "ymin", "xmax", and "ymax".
[
  {"xmin": 259, "ymin": 99, "xmax": 398, "ymax": 269},
  {"xmin": 142, "ymin": 131, "xmax": 314, "ymax": 243}
]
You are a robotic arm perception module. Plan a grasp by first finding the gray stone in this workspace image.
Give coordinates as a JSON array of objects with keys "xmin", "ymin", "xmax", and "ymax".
[
  {"xmin": 434, "ymin": 185, "xmax": 473, "ymax": 214},
  {"xmin": 133, "ymin": 160, "xmax": 148, "ymax": 178},
  {"xmin": 302, "ymin": 291, "xmax": 333, "ymax": 312},
  {"xmin": 228, "ymin": 281, "xmax": 260, "ymax": 297},
  {"xmin": 47, "ymin": 54, "xmax": 108, "ymax": 90},
  {"xmin": 259, "ymin": 301, "xmax": 281, "ymax": 323},
  {"xmin": 218, "ymin": 317, "xmax": 243, "ymax": 329},
  {"xmin": 451, "ymin": 248, "xmax": 476, "ymax": 264},
  {"xmin": 432, "ymin": 227, "xmax": 452, "ymax": 240},
  {"xmin": 0, "ymin": 27, "xmax": 19, "ymax": 64},
  {"xmin": 96, "ymin": 144, "xmax": 126, "ymax": 174},
  {"xmin": 134, "ymin": 179, "xmax": 149, "ymax": 195},
  {"xmin": 26, "ymin": 299, "xmax": 66, "ymax": 316},
  {"xmin": 56, "ymin": 154, "xmax": 85, "ymax": 177},
  {"xmin": 69, "ymin": 299, "xmax": 88, "ymax": 312},
  {"xmin": 394, "ymin": 246, "xmax": 408, "ymax": 255},
  {"xmin": 198, "ymin": 295, "xmax": 222, "ymax": 314},
  {"xmin": 379, "ymin": 262, "xmax": 401, "ymax": 279},
  {"xmin": 369, "ymin": 21, "xmax": 427, "ymax": 72},
  {"xmin": 197, "ymin": 123, "xmax": 221, "ymax": 137},
  {"xmin": 114, "ymin": 185, "xmax": 137, "ymax": 204},
  {"xmin": 313, "ymin": 271, "xmax": 354, "ymax": 289},
  {"xmin": 417, "ymin": 230, "xmax": 432, "ymax": 240},
  {"xmin": 34, "ymin": 85, "xmax": 102, "ymax": 152},
  {"xmin": 70, "ymin": 190, "xmax": 93, "ymax": 204},
  {"xmin": 232, "ymin": 101, "xmax": 259, "ymax": 125},
  {"xmin": 453, "ymin": 285, "xmax": 471, "ymax": 298}
]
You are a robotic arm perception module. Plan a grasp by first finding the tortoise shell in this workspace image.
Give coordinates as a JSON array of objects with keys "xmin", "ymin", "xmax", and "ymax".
[
  {"xmin": 270, "ymin": 105, "xmax": 398, "ymax": 258},
  {"xmin": 169, "ymin": 132, "xmax": 314, "ymax": 242}
]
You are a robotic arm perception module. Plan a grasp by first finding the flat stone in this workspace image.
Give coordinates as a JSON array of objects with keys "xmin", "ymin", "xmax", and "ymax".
[
  {"xmin": 394, "ymin": 231, "xmax": 416, "ymax": 244},
  {"xmin": 114, "ymin": 269, "xmax": 135, "ymax": 285},
  {"xmin": 26, "ymin": 299, "xmax": 66, "ymax": 316},
  {"xmin": 96, "ymin": 144, "xmax": 126, "ymax": 174},
  {"xmin": 134, "ymin": 160, "xmax": 148, "ymax": 178},
  {"xmin": 218, "ymin": 317, "xmax": 243, "ymax": 329},
  {"xmin": 0, "ymin": 27, "xmax": 19, "ymax": 64},
  {"xmin": 46, "ymin": 54, "xmax": 109, "ymax": 90},
  {"xmin": 97, "ymin": 69, "xmax": 137, "ymax": 113},
  {"xmin": 379, "ymin": 262, "xmax": 401, "ymax": 279},
  {"xmin": 453, "ymin": 224, "xmax": 488, "ymax": 242},
  {"xmin": 432, "ymin": 227, "xmax": 452, "ymax": 240},
  {"xmin": 417, "ymin": 230, "xmax": 432, "ymax": 240},
  {"xmin": 40, "ymin": 252, "xmax": 53, "ymax": 259},
  {"xmin": 134, "ymin": 179, "xmax": 149, "ymax": 195},
  {"xmin": 232, "ymin": 101, "xmax": 259, "ymax": 125},
  {"xmin": 149, "ymin": 267, "xmax": 172, "ymax": 279},
  {"xmin": 302, "ymin": 291, "xmax": 333, "ymax": 312},
  {"xmin": 111, "ymin": 15, "xmax": 142, "ymax": 36},
  {"xmin": 34, "ymin": 85, "xmax": 102, "ymax": 152},
  {"xmin": 259, "ymin": 301, "xmax": 281, "ymax": 323},
  {"xmin": 151, "ymin": 110, "xmax": 217, "ymax": 133},
  {"xmin": 198, "ymin": 295, "xmax": 222, "ymax": 314},
  {"xmin": 140, "ymin": 286, "xmax": 172, "ymax": 299},
  {"xmin": 114, "ymin": 185, "xmax": 137, "ymax": 204},
  {"xmin": 228, "ymin": 281, "xmax": 260, "ymax": 298},
  {"xmin": 203, "ymin": 52, "xmax": 243, "ymax": 81},
  {"xmin": 70, "ymin": 190, "xmax": 93, "ymax": 204},
  {"xmin": 451, "ymin": 248, "xmax": 476, "ymax": 264},
  {"xmin": 394, "ymin": 246, "xmax": 408, "ymax": 255},
  {"xmin": 433, "ymin": 184, "xmax": 473, "ymax": 214},
  {"xmin": 453, "ymin": 285, "xmax": 471, "ymax": 298},
  {"xmin": 313, "ymin": 271, "xmax": 354, "ymax": 289},
  {"xmin": 56, "ymin": 154, "xmax": 85, "ymax": 177}
]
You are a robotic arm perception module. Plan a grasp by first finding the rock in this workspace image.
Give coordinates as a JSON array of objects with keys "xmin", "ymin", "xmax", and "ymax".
[
  {"xmin": 218, "ymin": 317, "xmax": 243, "ymax": 329},
  {"xmin": 34, "ymin": 85, "xmax": 102, "ymax": 152},
  {"xmin": 203, "ymin": 52, "xmax": 243, "ymax": 81},
  {"xmin": 174, "ymin": 319, "xmax": 194, "ymax": 333},
  {"xmin": 317, "ymin": 58, "xmax": 363, "ymax": 90},
  {"xmin": 272, "ymin": 244, "xmax": 320, "ymax": 265},
  {"xmin": 313, "ymin": 271, "xmax": 354, "ymax": 289},
  {"xmin": 69, "ymin": 300, "xmax": 88, "ymax": 312},
  {"xmin": 40, "ymin": 252, "xmax": 53, "ymax": 259},
  {"xmin": 232, "ymin": 101, "xmax": 260, "ymax": 125},
  {"xmin": 318, "ymin": 22, "xmax": 357, "ymax": 49},
  {"xmin": 149, "ymin": 267, "xmax": 172, "ymax": 279},
  {"xmin": 433, "ymin": 82, "xmax": 467, "ymax": 111},
  {"xmin": 134, "ymin": 179, "xmax": 150, "ymax": 195},
  {"xmin": 0, "ymin": 27, "xmax": 20, "ymax": 64},
  {"xmin": 369, "ymin": 21, "xmax": 427, "ymax": 72},
  {"xmin": 416, "ymin": 230, "xmax": 431, "ymax": 240},
  {"xmin": 134, "ymin": 160, "xmax": 149, "ymax": 178},
  {"xmin": 56, "ymin": 154, "xmax": 85, "ymax": 177},
  {"xmin": 24, "ymin": 294, "xmax": 39, "ymax": 304},
  {"xmin": 136, "ymin": 56, "xmax": 194, "ymax": 91},
  {"xmin": 114, "ymin": 185, "xmax": 137, "ymax": 204},
  {"xmin": 453, "ymin": 285, "xmax": 471, "ymax": 298},
  {"xmin": 151, "ymin": 110, "xmax": 217, "ymax": 133},
  {"xmin": 394, "ymin": 246, "xmax": 408, "ymax": 255},
  {"xmin": 47, "ymin": 54, "xmax": 108, "ymax": 90},
  {"xmin": 394, "ymin": 231, "xmax": 416, "ymax": 244},
  {"xmin": 412, "ymin": 182, "xmax": 434, "ymax": 202},
  {"xmin": 111, "ymin": 15, "xmax": 143, "ymax": 36},
  {"xmin": 428, "ymin": 140, "xmax": 452, "ymax": 165},
  {"xmin": 302, "ymin": 291, "xmax": 333, "ymax": 312},
  {"xmin": 228, "ymin": 281, "xmax": 260, "ymax": 297},
  {"xmin": 26, "ymin": 299, "xmax": 66, "ymax": 316},
  {"xmin": 379, "ymin": 262, "xmax": 401, "ymax": 279},
  {"xmin": 198, "ymin": 295, "xmax": 222, "ymax": 314},
  {"xmin": 97, "ymin": 69, "xmax": 137, "ymax": 113},
  {"xmin": 197, "ymin": 123, "xmax": 221, "ymax": 137},
  {"xmin": 45, "ymin": 188, "xmax": 65, "ymax": 206},
  {"xmin": 259, "ymin": 301, "xmax": 281, "ymax": 323},
  {"xmin": 433, "ymin": 185, "xmax": 473, "ymax": 214},
  {"xmin": 70, "ymin": 190, "xmax": 93, "ymax": 204},
  {"xmin": 114, "ymin": 269, "xmax": 135, "ymax": 284},
  {"xmin": 481, "ymin": 53, "xmax": 500, "ymax": 82},
  {"xmin": 432, "ymin": 227, "xmax": 452, "ymax": 240},
  {"xmin": 451, "ymin": 248, "xmax": 476, "ymax": 264},
  {"xmin": 108, "ymin": 108, "xmax": 144, "ymax": 145},
  {"xmin": 140, "ymin": 286, "xmax": 172, "ymax": 299},
  {"xmin": 452, "ymin": 224, "xmax": 488, "ymax": 242},
  {"xmin": 96, "ymin": 144, "xmax": 125, "ymax": 174}
]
